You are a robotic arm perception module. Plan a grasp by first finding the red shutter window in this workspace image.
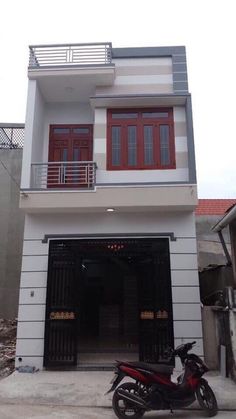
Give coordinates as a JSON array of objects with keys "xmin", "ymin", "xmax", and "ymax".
[
  {"xmin": 111, "ymin": 126, "xmax": 121, "ymax": 166},
  {"xmin": 144, "ymin": 125, "xmax": 154, "ymax": 166},
  {"xmin": 160, "ymin": 125, "xmax": 170, "ymax": 166},
  {"xmin": 107, "ymin": 108, "xmax": 176, "ymax": 170},
  {"xmin": 127, "ymin": 126, "xmax": 137, "ymax": 166}
]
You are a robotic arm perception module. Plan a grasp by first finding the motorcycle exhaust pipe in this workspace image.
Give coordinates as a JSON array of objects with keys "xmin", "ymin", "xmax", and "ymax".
[{"xmin": 117, "ymin": 389, "xmax": 147, "ymax": 409}]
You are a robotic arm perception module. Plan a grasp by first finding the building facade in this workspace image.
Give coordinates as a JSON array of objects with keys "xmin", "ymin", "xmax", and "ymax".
[
  {"xmin": 196, "ymin": 199, "xmax": 236, "ymax": 270},
  {"xmin": 16, "ymin": 43, "xmax": 202, "ymax": 370}
]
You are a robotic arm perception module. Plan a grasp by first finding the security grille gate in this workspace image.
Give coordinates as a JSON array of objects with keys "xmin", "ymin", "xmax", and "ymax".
[
  {"xmin": 44, "ymin": 245, "xmax": 79, "ymax": 366},
  {"xmin": 138, "ymin": 253, "xmax": 174, "ymax": 363},
  {"xmin": 44, "ymin": 239, "xmax": 174, "ymax": 367}
]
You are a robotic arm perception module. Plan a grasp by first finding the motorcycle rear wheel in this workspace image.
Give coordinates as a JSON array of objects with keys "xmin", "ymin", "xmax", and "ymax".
[
  {"xmin": 196, "ymin": 378, "xmax": 218, "ymax": 417},
  {"xmin": 112, "ymin": 382, "xmax": 146, "ymax": 419}
]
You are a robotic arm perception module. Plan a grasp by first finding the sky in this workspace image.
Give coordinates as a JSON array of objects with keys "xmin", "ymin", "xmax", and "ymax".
[{"xmin": 0, "ymin": 0, "xmax": 235, "ymax": 198}]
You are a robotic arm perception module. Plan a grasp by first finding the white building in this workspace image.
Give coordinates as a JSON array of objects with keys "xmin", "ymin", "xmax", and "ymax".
[{"xmin": 16, "ymin": 43, "xmax": 202, "ymax": 369}]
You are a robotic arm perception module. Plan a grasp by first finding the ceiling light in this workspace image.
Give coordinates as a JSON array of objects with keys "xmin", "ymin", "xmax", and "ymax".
[{"xmin": 106, "ymin": 208, "xmax": 115, "ymax": 212}]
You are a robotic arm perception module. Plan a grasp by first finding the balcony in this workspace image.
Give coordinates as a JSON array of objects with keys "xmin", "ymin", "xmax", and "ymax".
[
  {"xmin": 31, "ymin": 161, "xmax": 97, "ymax": 190},
  {"xmin": 28, "ymin": 43, "xmax": 115, "ymax": 102},
  {"xmin": 29, "ymin": 43, "xmax": 112, "ymax": 68}
]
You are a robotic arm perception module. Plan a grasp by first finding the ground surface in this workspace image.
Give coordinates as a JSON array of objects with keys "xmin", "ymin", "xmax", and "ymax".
[
  {"xmin": 0, "ymin": 319, "xmax": 16, "ymax": 379},
  {"xmin": 0, "ymin": 405, "xmax": 235, "ymax": 419},
  {"xmin": 0, "ymin": 321, "xmax": 235, "ymax": 418}
]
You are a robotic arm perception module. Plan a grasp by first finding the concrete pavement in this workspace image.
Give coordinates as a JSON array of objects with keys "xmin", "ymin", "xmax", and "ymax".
[
  {"xmin": 0, "ymin": 370, "xmax": 235, "ymax": 418},
  {"xmin": 0, "ymin": 405, "xmax": 236, "ymax": 419}
]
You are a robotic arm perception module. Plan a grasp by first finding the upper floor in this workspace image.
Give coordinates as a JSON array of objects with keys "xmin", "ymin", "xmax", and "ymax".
[{"xmin": 20, "ymin": 43, "xmax": 197, "ymax": 212}]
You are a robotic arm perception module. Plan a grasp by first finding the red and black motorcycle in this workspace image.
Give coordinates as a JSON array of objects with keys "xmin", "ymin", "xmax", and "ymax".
[{"xmin": 107, "ymin": 341, "xmax": 218, "ymax": 418}]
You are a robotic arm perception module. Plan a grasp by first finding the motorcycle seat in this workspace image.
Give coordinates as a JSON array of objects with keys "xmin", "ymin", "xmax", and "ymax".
[{"xmin": 120, "ymin": 361, "xmax": 174, "ymax": 375}]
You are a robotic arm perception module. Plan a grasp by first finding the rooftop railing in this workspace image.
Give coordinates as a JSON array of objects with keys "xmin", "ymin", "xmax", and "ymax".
[
  {"xmin": 29, "ymin": 43, "xmax": 112, "ymax": 68},
  {"xmin": 0, "ymin": 124, "xmax": 24, "ymax": 149},
  {"xmin": 31, "ymin": 161, "xmax": 97, "ymax": 189}
]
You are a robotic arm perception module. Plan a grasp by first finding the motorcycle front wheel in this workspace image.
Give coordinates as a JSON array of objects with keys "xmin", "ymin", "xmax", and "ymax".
[
  {"xmin": 112, "ymin": 382, "xmax": 146, "ymax": 419},
  {"xmin": 196, "ymin": 378, "xmax": 218, "ymax": 417}
]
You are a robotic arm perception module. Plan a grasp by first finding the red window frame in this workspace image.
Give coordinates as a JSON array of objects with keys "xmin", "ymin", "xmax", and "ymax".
[{"xmin": 107, "ymin": 108, "xmax": 176, "ymax": 170}]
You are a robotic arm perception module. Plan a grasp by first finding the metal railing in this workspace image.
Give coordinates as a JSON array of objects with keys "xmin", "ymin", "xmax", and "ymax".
[
  {"xmin": 29, "ymin": 43, "xmax": 112, "ymax": 68},
  {"xmin": 31, "ymin": 161, "xmax": 96, "ymax": 189},
  {"xmin": 0, "ymin": 124, "xmax": 24, "ymax": 149}
]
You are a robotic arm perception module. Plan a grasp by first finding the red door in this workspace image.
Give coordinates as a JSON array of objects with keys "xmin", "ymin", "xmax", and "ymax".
[{"xmin": 48, "ymin": 125, "xmax": 93, "ymax": 187}]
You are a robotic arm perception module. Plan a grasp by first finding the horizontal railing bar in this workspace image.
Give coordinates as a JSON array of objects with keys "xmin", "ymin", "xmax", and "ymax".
[
  {"xmin": 41, "ymin": 171, "xmax": 94, "ymax": 174},
  {"xmin": 34, "ymin": 48, "xmax": 109, "ymax": 53},
  {"xmin": 0, "ymin": 123, "xmax": 25, "ymax": 128},
  {"xmin": 29, "ymin": 64, "xmax": 114, "ymax": 70},
  {"xmin": 71, "ymin": 50, "xmax": 110, "ymax": 54},
  {"xmin": 36, "ymin": 56, "xmax": 109, "ymax": 61},
  {"xmin": 35, "ymin": 59, "xmax": 69, "ymax": 62},
  {"xmin": 32, "ymin": 50, "xmax": 69, "ymax": 54},
  {"xmin": 32, "ymin": 161, "xmax": 95, "ymax": 165},
  {"xmin": 31, "ymin": 55, "xmax": 68, "ymax": 58},
  {"xmin": 29, "ymin": 61, "xmax": 110, "ymax": 69},
  {"xmin": 31, "ymin": 52, "xmax": 109, "ymax": 57},
  {"xmin": 34, "ymin": 61, "xmax": 108, "ymax": 64},
  {"xmin": 32, "ymin": 53, "xmax": 68, "ymax": 57},
  {"xmin": 72, "ymin": 55, "xmax": 109, "ymax": 58},
  {"xmin": 29, "ymin": 42, "xmax": 112, "ymax": 48}
]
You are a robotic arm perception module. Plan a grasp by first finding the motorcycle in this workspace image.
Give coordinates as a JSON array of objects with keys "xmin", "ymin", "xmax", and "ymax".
[{"xmin": 107, "ymin": 341, "xmax": 218, "ymax": 418}]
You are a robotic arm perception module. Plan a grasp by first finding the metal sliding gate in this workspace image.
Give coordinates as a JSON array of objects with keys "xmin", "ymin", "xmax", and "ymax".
[
  {"xmin": 138, "ymin": 250, "xmax": 174, "ymax": 364},
  {"xmin": 44, "ymin": 238, "xmax": 174, "ymax": 367},
  {"xmin": 44, "ymin": 244, "xmax": 79, "ymax": 366}
]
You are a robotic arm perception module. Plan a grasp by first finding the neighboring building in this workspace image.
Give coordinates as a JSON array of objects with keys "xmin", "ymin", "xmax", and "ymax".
[
  {"xmin": 213, "ymin": 204, "xmax": 236, "ymax": 286},
  {"xmin": 196, "ymin": 199, "xmax": 236, "ymax": 270},
  {"xmin": 16, "ymin": 43, "xmax": 202, "ymax": 370},
  {"xmin": 0, "ymin": 125, "xmax": 24, "ymax": 318}
]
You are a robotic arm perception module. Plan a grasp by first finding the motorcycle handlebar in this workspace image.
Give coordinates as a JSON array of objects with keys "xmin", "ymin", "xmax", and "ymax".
[{"xmin": 164, "ymin": 341, "xmax": 197, "ymax": 359}]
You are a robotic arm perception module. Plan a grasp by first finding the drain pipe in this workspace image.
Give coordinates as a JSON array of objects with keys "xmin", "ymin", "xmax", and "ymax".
[
  {"xmin": 212, "ymin": 205, "xmax": 236, "ymax": 266},
  {"xmin": 217, "ymin": 230, "xmax": 232, "ymax": 266}
]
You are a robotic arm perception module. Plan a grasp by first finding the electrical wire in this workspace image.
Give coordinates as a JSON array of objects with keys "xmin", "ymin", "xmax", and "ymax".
[{"xmin": 0, "ymin": 158, "xmax": 23, "ymax": 193}]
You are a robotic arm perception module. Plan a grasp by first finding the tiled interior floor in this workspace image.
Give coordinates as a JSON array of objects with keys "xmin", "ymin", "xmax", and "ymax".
[{"xmin": 78, "ymin": 352, "xmax": 138, "ymax": 364}]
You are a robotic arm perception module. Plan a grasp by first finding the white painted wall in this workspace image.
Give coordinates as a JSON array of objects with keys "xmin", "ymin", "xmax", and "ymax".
[
  {"xmin": 96, "ymin": 57, "xmax": 174, "ymax": 95},
  {"xmin": 31, "ymin": 86, "xmax": 45, "ymax": 163},
  {"xmin": 21, "ymin": 80, "xmax": 45, "ymax": 188},
  {"xmin": 23, "ymin": 211, "xmax": 196, "ymax": 238},
  {"xmin": 113, "ymin": 57, "xmax": 173, "ymax": 67},
  {"xmin": 42, "ymin": 103, "xmax": 94, "ymax": 161},
  {"xmin": 16, "ymin": 211, "xmax": 202, "ymax": 370},
  {"xmin": 96, "ymin": 169, "xmax": 189, "ymax": 184}
]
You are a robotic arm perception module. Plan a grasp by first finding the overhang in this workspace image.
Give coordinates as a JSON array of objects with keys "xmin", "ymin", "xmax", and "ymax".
[
  {"xmin": 90, "ymin": 93, "xmax": 189, "ymax": 108},
  {"xmin": 19, "ymin": 184, "xmax": 197, "ymax": 213}
]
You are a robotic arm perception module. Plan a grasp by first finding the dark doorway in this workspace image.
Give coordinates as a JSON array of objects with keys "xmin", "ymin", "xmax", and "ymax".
[
  {"xmin": 78, "ymin": 254, "xmax": 139, "ymax": 364},
  {"xmin": 44, "ymin": 238, "xmax": 174, "ymax": 368}
]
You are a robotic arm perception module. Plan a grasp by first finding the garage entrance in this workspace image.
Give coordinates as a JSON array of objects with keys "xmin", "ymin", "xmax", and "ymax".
[{"xmin": 44, "ymin": 238, "xmax": 174, "ymax": 368}]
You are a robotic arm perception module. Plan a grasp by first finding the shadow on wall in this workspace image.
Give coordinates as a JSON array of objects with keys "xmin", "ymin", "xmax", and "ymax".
[
  {"xmin": 199, "ymin": 265, "xmax": 234, "ymax": 305},
  {"xmin": 0, "ymin": 149, "xmax": 24, "ymax": 318}
]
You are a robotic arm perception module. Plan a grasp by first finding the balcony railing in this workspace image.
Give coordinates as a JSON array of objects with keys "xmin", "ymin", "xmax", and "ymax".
[
  {"xmin": 29, "ymin": 43, "xmax": 112, "ymax": 68},
  {"xmin": 31, "ymin": 161, "xmax": 96, "ymax": 189}
]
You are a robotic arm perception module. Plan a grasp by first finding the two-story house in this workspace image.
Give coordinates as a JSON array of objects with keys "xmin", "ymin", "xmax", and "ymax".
[{"xmin": 16, "ymin": 43, "xmax": 202, "ymax": 370}]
